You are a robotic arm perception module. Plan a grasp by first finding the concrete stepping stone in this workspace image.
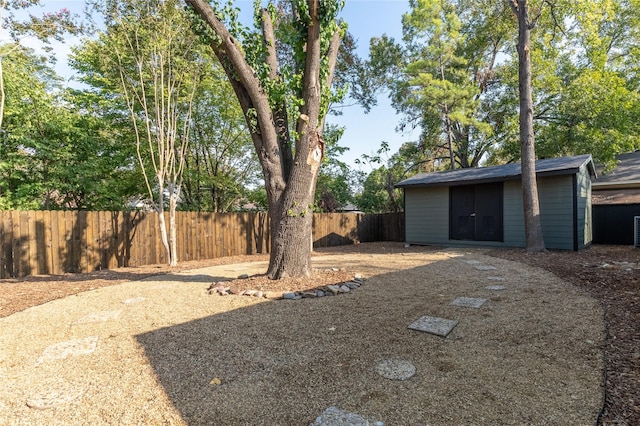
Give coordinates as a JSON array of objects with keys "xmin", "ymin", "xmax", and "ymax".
[
  {"xmin": 485, "ymin": 285, "xmax": 507, "ymax": 291},
  {"xmin": 376, "ymin": 359, "xmax": 416, "ymax": 381},
  {"xmin": 408, "ymin": 315, "xmax": 458, "ymax": 337},
  {"xmin": 122, "ymin": 297, "xmax": 146, "ymax": 304},
  {"xmin": 37, "ymin": 336, "xmax": 98, "ymax": 364},
  {"xmin": 451, "ymin": 297, "xmax": 487, "ymax": 309},
  {"xmin": 475, "ymin": 265, "xmax": 497, "ymax": 271},
  {"xmin": 75, "ymin": 310, "xmax": 122, "ymax": 324},
  {"xmin": 486, "ymin": 276, "xmax": 505, "ymax": 281},
  {"xmin": 310, "ymin": 406, "xmax": 384, "ymax": 426},
  {"xmin": 463, "ymin": 260, "xmax": 481, "ymax": 264},
  {"xmin": 26, "ymin": 379, "xmax": 86, "ymax": 410}
]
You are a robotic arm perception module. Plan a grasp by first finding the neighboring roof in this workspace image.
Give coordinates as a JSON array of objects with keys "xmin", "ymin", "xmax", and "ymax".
[
  {"xmin": 592, "ymin": 151, "xmax": 640, "ymax": 189},
  {"xmin": 396, "ymin": 154, "xmax": 595, "ymax": 188}
]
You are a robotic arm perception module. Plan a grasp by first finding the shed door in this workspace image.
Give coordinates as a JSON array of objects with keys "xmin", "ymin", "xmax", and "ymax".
[{"xmin": 450, "ymin": 183, "xmax": 503, "ymax": 241}]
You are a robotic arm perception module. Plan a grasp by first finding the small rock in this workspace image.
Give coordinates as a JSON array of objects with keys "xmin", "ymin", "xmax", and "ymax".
[
  {"xmin": 254, "ymin": 291, "xmax": 264, "ymax": 298},
  {"xmin": 346, "ymin": 281, "xmax": 360, "ymax": 289},
  {"xmin": 283, "ymin": 292, "xmax": 297, "ymax": 300},
  {"xmin": 208, "ymin": 282, "xmax": 226, "ymax": 290},
  {"xmin": 228, "ymin": 286, "xmax": 242, "ymax": 295},
  {"xmin": 327, "ymin": 285, "xmax": 340, "ymax": 295},
  {"xmin": 216, "ymin": 288, "xmax": 229, "ymax": 296},
  {"xmin": 331, "ymin": 267, "xmax": 339, "ymax": 272},
  {"xmin": 339, "ymin": 285, "xmax": 351, "ymax": 293},
  {"xmin": 238, "ymin": 274, "xmax": 249, "ymax": 279},
  {"xmin": 354, "ymin": 273, "xmax": 364, "ymax": 280},
  {"xmin": 316, "ymin": 290, "xmax": 325, "ymax": 297},
  {"xmin": 244, "ymin": 290, "xmax": 257, "ymax": 297},
  {"xmin": 301, "ymin": 291, "xmax": 317, "ymax": 298}
]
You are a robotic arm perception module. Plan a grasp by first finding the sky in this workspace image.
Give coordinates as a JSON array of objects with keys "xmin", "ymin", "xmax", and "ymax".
[{"xmin": 4, "ymin": 0, "xmax": 414, "ymax": 170}]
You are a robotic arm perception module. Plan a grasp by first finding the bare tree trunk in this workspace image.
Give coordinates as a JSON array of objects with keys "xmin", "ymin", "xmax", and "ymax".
[
  {"xmin": 156, "ymin": 190, "xmax": 172, "ymax": 265},
  {"xmin": 510, "ymin": 0, "xmax": 545, "ymax": 253},
  {"xmin": 168, "ymin": 191, "xmax": 178, "ymax": 266}
]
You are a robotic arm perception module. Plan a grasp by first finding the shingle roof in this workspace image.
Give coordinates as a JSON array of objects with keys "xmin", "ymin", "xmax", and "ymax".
[
  {"xmin": 395, "ymin": 154, "xmax": 595, "ymax": 188},
  {"xmin": 593, "ymin": 151, "xmax": 640, "ymax": 188}
]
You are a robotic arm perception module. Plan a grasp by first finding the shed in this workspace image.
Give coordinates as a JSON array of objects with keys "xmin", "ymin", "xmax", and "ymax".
[
  {"xmin": 591, "ymin": 151, "xmax": 640, "ymax": 244},
  {"xmin": 396, "ymin": 154, "xmax": 596, "ymax": 250}
]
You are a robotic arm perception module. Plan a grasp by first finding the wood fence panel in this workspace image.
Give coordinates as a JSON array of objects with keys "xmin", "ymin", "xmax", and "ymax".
[{"xmin": 0, "ymin": 211, "xmax": 404, "ymax": 277}]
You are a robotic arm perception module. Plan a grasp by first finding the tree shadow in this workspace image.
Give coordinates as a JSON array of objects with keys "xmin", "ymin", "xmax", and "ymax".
[{"xmin": 134, "ymin": 258, "xmax": 603, "ymax": 424}]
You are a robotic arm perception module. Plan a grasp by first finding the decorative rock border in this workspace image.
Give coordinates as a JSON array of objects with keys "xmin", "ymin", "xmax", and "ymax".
[{"xmin": 207, "ymin": 273, "xmax": 366, "ymax": 300}]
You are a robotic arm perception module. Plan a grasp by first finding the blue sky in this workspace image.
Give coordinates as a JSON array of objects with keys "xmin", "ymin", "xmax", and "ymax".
[{"xmin": 6, "ymin": 0, "xmax": 413, "ymax": 169}]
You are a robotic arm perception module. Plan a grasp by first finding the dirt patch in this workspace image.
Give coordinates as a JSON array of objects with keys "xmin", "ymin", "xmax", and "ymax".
[{"xmin": 0, "ymin": 243, "xmax": 606, "ymax": 424}]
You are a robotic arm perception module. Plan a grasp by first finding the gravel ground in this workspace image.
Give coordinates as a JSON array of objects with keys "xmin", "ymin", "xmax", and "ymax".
[{"xmin": 0, "ymin": 244, "xmax": 604, "ymax": 425}]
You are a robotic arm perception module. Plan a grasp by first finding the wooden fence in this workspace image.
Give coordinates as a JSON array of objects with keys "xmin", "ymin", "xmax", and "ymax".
[{"xmin": 0, "ymin": 211, "xmax": 404, "ymax": 278}]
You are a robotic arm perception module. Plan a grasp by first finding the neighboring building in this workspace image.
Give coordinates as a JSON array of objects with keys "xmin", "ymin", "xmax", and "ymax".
[
  {"xmin": 396, "ymin": 154, "xmax": 596, "ymax": 251},
  {"xmin": 336, "ymin": 203, "xmax": 363, "ymax": 214},
  {"xmin": 592, "ymin": 151, "xmax": 640, "ymax": 245}
]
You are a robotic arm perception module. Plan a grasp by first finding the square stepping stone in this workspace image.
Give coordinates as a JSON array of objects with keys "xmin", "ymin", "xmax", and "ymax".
[
  {"xmin": 122, "ymin": 297, "xmax": 146, "ymax": 304},
  {"xmin": 463, "ymin": 260, "xmax": 481, "ymax": 265},
  {"xmin": 485, "ymin": 285, "xmax": 506, "ymax": 291},
  {"xmin": 475, "ymin": 265, "xmax": 497, "ymax": 270},
  {"xmin": 310, "ymin": 406, "xmax": 384, "ymax": 426},
  {"xmin": 487, "ymin": 276, "xmax": 505, "ymax": 281},
  {"xmin": 408, "ymin": 315, "xmax": 458, "ymax": 337},
  {"xmin": 75, "ymin": 310, "xmax": 122, "ymax": 324},
  {"xmin": 37, "ymin": 336, "xmax": 98, "ymax": 364},
  {"xmin": 451, "ymin": 297, "xmax": 487, "ymax": 309}
]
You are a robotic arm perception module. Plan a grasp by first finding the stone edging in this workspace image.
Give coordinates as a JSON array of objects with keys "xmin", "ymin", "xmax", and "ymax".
[{"xmin": 206, "ymin": 273, "xmax": 365, "ymax": 300}]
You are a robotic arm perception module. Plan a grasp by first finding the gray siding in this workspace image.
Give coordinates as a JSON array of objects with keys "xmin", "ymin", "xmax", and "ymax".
[
  {"xmin": 538, "ymin": 175, "xmax": 575, "ymax": 250},
  {"xmin": 503, "ymin": 181, "xmax": 525, "ymax": 247},
  {"xmin": 404, "ymin": 187, "xmax": 449, "ymax": 244}
]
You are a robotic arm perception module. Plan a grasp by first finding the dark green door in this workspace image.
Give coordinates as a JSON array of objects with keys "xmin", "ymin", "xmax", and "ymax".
[{"xmin": 450, "ymin": 183, "xmax": 503, "ymax": 241}]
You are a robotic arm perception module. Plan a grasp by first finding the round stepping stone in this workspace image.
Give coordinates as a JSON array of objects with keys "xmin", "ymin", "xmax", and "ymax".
[
  {"xmin": 26, "ymin": 380, "xmax": 86, "ymax": 410},
  {"xmin": 375, "ymin": 359, "xmax": 416, "ymax": 381}
]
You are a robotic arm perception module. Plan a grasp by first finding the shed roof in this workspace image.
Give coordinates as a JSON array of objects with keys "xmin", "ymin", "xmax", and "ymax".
[{"xmin": 396, "ymin": 154, "xmax": 595, "ymax": 188}]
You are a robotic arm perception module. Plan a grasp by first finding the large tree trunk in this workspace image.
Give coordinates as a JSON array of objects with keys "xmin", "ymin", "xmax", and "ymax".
[
  {"xmin": 511, "ymin": 0, "xmax": 545, "ymax": 253},
  {"xmin": 186, "ymin": 0, "xmax": 339, "ymax": 278}
]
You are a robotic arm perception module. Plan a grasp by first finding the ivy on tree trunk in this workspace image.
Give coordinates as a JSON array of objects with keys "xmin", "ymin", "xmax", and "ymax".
[{"xmin": 186, "ymin": 0, "xmax": 342, "ymax": 278}]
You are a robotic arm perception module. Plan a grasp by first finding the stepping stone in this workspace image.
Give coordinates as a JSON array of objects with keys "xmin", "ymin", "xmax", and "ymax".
[
  {"xmin": 487, "ymin": 276, "xmax": 505, "ymax": 281},
  {"xmin": 75, "ymin": 310, "xmax": 122, "ymax": 324},
  {"xmin": 376, "ymin": 359, "xmax": 416, "ymax": 381},
  {"xmin": 37, "ymin": 336, "xmax": 98, "ymax": 364},
  {"xmin": 485, "ymin": 285, "xmax": 506, "ymax": 291},
  {"xmin": 310, "ymin": 406, "xmax": 384, "ymax": 426},
  {"xmin": 451, "ymin": 297, "xmax": 487, "ymax": 309},
  {"xmin": 26, "ymin": 380, "xmax": 86, "ymax": 410},
  {"xmin": 122, "ymin": 297, "xmax": 146, "ymax": 304},
  {"xmin": 475, "ymin": 265, "xmax": 497, "ymax": 270},
  {"xmin": 408, "ymin": 316, "xmax": 458, "ymax": 337},
  {"xmin": 463, "ymin": 260, "xmax": 481, "ymax": 264}
]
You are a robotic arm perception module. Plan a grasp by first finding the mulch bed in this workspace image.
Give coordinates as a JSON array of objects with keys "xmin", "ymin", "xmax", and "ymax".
[{"xmin": 487, "ymin": 245, "xmax": 640, "ymax": 425}]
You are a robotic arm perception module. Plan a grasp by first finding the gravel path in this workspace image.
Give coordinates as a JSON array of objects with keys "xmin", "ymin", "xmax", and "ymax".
[{"xmin": 0, "ymin": 250, "xmax": 604, "ymax": 425}]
